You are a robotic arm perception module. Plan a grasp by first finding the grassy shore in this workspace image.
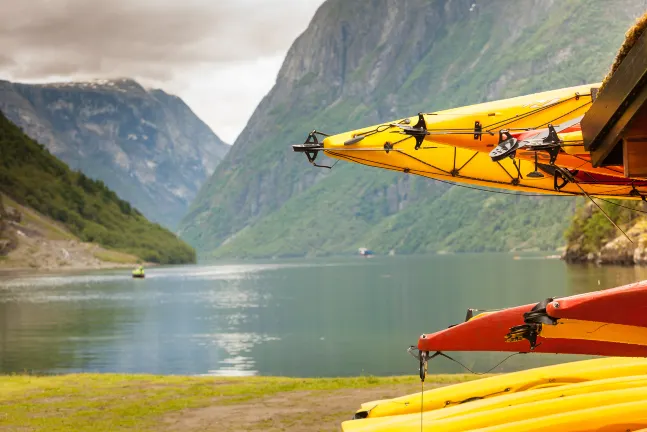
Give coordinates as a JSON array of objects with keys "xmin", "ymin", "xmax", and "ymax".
[{"xmin": 0, "ymin": 374, "xmax": 480, "ymax": 431}]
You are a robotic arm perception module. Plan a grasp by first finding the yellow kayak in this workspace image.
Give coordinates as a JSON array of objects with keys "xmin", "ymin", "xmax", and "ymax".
[
  {"xmin": 355, "ymin": 357, "xmax": 647, "ymax": 419},
  {"xmin": 389, "ymin": 83, "xmax": 626, "ymax": 177},
  {"xmin": 343, "ymin": 375, "xmax": 647, "ymax": 432},
  {"xmin": 411, "ymin": 84, "xmax": 627, "ymax": 177},
  {"xmin": 465, "ymin": 401, "xmax": 647, "ymax": 431},
  {"xmin": 507, "ymin": 319, "xmax": 647, "ymax": 347},
  {"xmin": 294, "ymin": 84, "xmax": 647, "ymax": 197},
  {"xmin": 342, "ymin": 387, "xmax": 647, "ymax": 432}
]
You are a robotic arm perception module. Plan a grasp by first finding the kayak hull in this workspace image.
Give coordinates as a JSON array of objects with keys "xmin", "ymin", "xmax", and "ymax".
[
  {"xmin": 464, "ymin": 401, "xmax": 647, "ymax": 432},
  {"xmin": 538, "ymin": 318, "xmax": 647, "ymax": 346},
  {"xmin": 342, "ymin": 375, "xmax": 647, "ymax": 432},
  {"xmin": 545, "ymin": 280, "xmax": 647, "ymax": 327},
  {"xmin": 308, "ymin": 83, "xmax": 647, "ymax": 198},
  {"xmin": 342, "ymin": 387, "xmax": 647, "ymax": 432},
  {"xmin": 417, "ymin": 303, "xmax": 647, "ymax": 356},
  {"xmin": 319, "ymin": 122, "xmax": 647, "ymax": 200},
  {"xmin": 355, "ymin": 357, "xmax": 647, "ymax": 419}
]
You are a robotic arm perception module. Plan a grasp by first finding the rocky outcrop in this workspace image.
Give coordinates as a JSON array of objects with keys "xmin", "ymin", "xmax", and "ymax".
[
  {"xmin": 0, "ymin": 79, "xmax": 229, "ymax": 229},
  {"xmin": 563, "ymin": 202, "xmax": 647, "ymax": 265}
]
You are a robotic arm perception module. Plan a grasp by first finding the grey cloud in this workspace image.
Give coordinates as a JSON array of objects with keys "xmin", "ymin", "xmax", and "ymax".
[
  {"xmin": 0, "ymin": 54, "xmax": 16, "ymax": 69},
  {"xmin": 1, "ymin": 0, "xmax": 323, "ymax": 79}
]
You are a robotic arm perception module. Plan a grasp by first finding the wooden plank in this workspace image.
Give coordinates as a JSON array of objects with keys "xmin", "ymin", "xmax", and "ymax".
[
  {"xmin": 582, "ymin": 25, "xmax": 647, "ymax": 165},
  {"xmin": 590, "ymin": 87, "xmax": 647, "ymax": 166},
  {"xmin": 624, "ymin": 138, "xmax": 647, "ymax": 178},
  {"xmin": 626, "ymin": 103, "xmax": 647, "ymax": 139}
]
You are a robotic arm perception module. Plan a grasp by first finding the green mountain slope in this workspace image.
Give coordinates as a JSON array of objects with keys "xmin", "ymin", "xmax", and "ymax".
[
  {"xmin": 180, "ymin": 0, "xmax": 646, "ymax": 258},
  {"xmin": 0, "ymin": 79, "xmax": 229, "ymax": 230},
  {"xmin": 0, "ymin": 111, "xmax": 195, "ymax": 264}
]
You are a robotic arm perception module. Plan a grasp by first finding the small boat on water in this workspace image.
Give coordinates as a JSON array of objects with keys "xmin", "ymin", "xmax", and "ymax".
[
  {"xmin": 358, "ymin": 248, "xmax": 374, "ymax": 257},
  {"xmin": 132, "ymin": 266, "xmax": 145, "ymax": 279}
]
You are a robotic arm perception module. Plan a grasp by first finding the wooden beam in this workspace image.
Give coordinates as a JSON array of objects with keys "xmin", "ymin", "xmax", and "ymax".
[{"xmin": 582, "ymin": 25, "xmax": 647, "ymax": 166}]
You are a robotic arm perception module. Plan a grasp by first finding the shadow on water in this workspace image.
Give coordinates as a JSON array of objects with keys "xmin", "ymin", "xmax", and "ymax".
[{"xmin": 0, "ymin": 255, "xmax": 645, "ymax": 377}]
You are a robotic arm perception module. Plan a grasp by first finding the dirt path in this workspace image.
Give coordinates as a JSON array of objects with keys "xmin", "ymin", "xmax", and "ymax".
[{"xmin": 163, "ymin": 382, "xmax": 439, "ymax": 432}]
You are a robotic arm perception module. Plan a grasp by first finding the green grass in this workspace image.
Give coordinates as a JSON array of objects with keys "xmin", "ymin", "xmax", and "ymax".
[
  {"xmin": 92, "ymin": 250, "xmax": 140, "ymax": 264},
  {"xmin": 0, "ymin": 373, "xmax": 479, "ymax": 432},
  {"xmin": 0, "ymin": 112, "xmax": 195, "ymax": 264},
  {"xmin": 2, "ymin": 194, "xmax": 75, "ymax": 241}
]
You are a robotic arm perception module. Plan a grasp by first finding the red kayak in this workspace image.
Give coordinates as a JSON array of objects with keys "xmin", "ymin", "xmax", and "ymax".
[
  {"xmin": 417, "ymin": 303, "xmax": 647, "ymax": 357},
  {"xmin": 542, "ymin": 280, "xmax": 647, "ymax": 328}
]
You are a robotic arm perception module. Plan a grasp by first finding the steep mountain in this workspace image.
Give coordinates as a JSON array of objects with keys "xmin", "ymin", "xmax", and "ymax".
[
  {"xmin": 0, "ymin": 111, "xmax": 195, "ymax": 265},
  {"xmin": 0, "ymin": 79, "xmax": 229, "ymax": 230},
  {"xmin": 180, "ymin": 0, "xmax": 647, "ymax": 258}
]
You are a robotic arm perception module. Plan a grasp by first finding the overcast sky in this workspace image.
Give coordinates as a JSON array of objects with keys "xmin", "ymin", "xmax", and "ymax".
[{"xmin": 0, "ymin": 0, "xmax": 324, "ymax": 143}]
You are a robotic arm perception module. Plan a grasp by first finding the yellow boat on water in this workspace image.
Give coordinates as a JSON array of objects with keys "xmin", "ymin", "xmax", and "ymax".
[
  {"xmin": 354, "ymin": 357, "xmax": 647, "ymax": 419},
  {"xmin": 342, "ymin": 387, "xmax": 647, "ymax": 432},
  {"xmin": 465, "ymin": 401, "xmax": 647, "ymax": 431},
  {"xmin": 342, "ymin": 374, "xmax": 647, "ymax": 431},
  {"xmin": 132, "ymin": 265, "xmax": 145, "ymax": 279}
]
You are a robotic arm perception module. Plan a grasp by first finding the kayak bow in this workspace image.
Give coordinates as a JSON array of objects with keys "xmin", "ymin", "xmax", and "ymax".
[{"xmin": 294, "ymin": 84, "xmax": 647, "ymax": 199}]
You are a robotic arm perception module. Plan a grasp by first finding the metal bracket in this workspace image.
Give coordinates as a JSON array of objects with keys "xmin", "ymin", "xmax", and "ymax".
[
  {"xmin": 292, "ymin": 131, "xmax": 332, "ymax": 169},
  {"xmin": 630, "ymin": 186, "xmax": 647, "ymax": 201},
  {"xmin": 474, "ymin": 121, "xmax": 482, "ymax": 140},
  {"xmin": 506, "ymin": 324, "xmax": 540, "ymax": 350},
  {"xmin": 523, "ymin": 298, "xmax": 558, "ymax": 325},
  {"xmin": 489, "ymin": 130, "xmax": 519, "ymax": 161},
  {"xmin": 408, "ymin": 346, "xmax": 429, "ymax": 381},
  {"xmin": 395, "ymin": 113, "xmax": 429, "ymax": 150},
  {"xmin": 553, "ymin": 167, "xmax": 574, "ymax": 191}
]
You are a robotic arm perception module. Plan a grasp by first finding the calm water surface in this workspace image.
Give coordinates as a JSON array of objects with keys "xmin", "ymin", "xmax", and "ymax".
[{"xmin": 1, "ymin": 254, "xmax": 646, "ymax": 377}]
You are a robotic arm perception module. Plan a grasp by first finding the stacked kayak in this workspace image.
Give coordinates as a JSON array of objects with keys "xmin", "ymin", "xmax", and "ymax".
[
  {"xmin": 415, "ymin": 304, "xmax": 647, "ymax": 357},
  {"xmin": 533, "ymin": 280, "xmax": 647, "ymax": 327},
  {"xmin": 292, "ymin": 79, "xmax": 647, "ymax": 431},
  {"xmin": 343, "ymin": 359, "xmax": 647, "ymax": 431},
  {"xmin": 352, "ymin": 357, "xmax": 647, "ymax": 419},
  {"xmin": 510, "ymin": 280, "xmax": 647, "ymax": 348},
  {"xmin": 343, "ymin": 387, "xmax": 647, "ymax": 431},
  {"xmin": 293, "ymin": 83, "xmax": 647, "ymax": 199},
  {"xmin": 346, "ymin": 374, "xmax": 647, "ymax": 428},
  {"xmin": 340, "ymin": 283, "xmax": 647, "ymax": 431},
  {"xmin": 338, "ymin": 281, "xmax": 647, "ymax": 431}
]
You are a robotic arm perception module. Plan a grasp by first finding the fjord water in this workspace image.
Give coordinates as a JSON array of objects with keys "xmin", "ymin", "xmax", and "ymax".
[{"xmin": 1, "ymin": 254, "xmax": 646, "ymax": 377}]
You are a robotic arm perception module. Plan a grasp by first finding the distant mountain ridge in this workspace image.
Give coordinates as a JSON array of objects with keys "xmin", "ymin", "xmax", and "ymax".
[
  {"xmin": 180, "ymin": 0, "xmax": 646, "ymax": 258},
  {"xmin": 0, "ymin": 78, "xmax": 229, "ymax": 229}
]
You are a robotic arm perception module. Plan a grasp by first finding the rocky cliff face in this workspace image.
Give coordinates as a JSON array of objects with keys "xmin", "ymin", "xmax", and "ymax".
[
  {"xmin": 180, "ymin": 0, "xmax": 647, "ymax": 258},
  {"xmin": 0, "ymin": 79, "xmax": 229, "ymax": 229}
]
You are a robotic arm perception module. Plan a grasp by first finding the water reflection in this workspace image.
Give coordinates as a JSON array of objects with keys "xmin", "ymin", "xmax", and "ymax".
[
  {"xmin": 564, "ymin": 263, "xmax": 647, "ymax": 295},
  {"xmin": 0, "ymin": 256, "xmax": 646, "ymax": 376}
]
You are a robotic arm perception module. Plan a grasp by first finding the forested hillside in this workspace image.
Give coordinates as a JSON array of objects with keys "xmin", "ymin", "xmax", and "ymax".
[{"xmin": 0, "ymin": 111, "xmax": 195, "ymax": 264}]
